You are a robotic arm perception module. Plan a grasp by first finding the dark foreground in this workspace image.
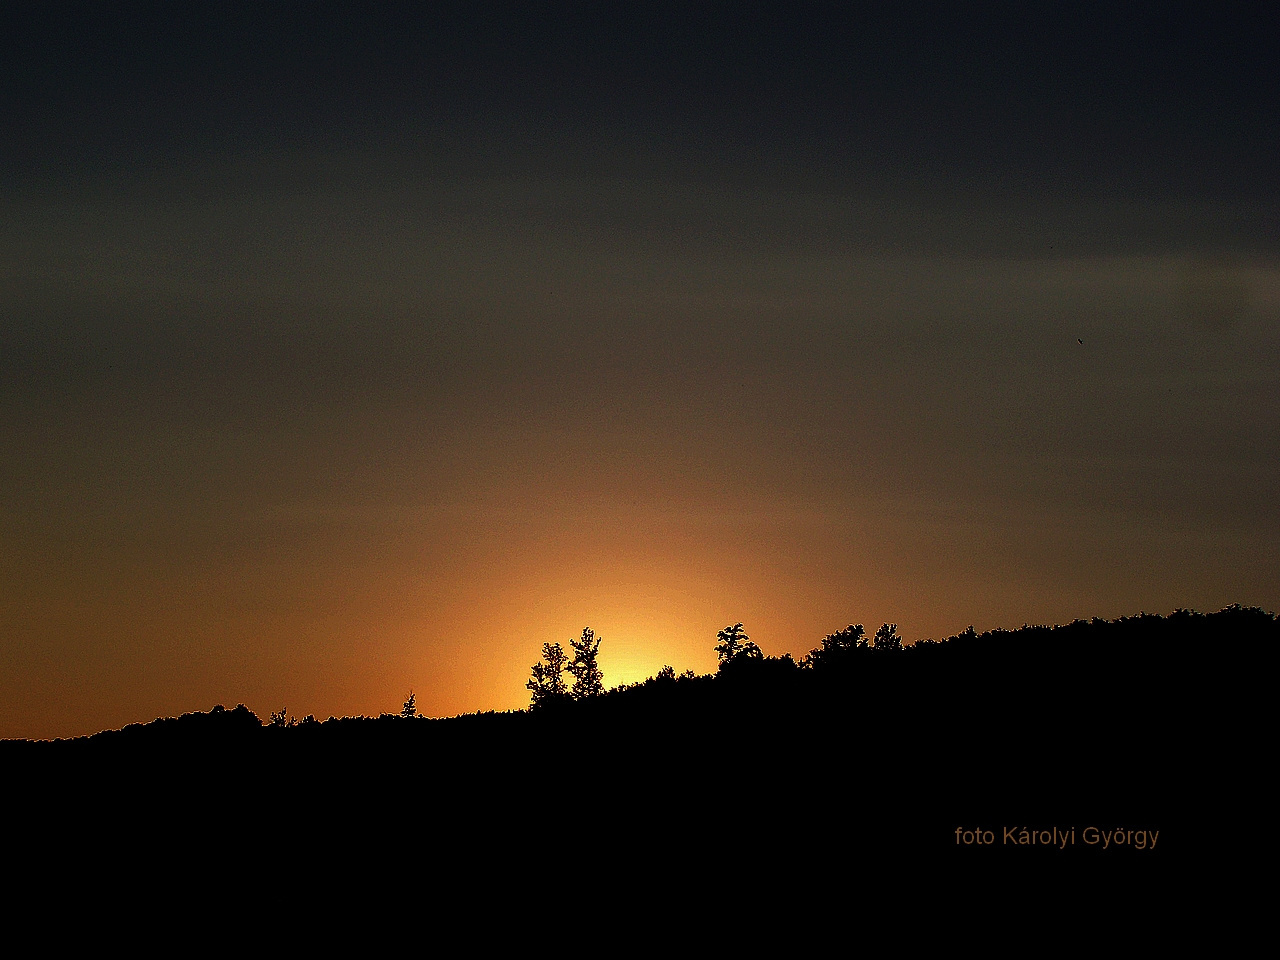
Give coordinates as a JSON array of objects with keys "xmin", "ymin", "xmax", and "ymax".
[{"xmin": 7, "ymin": 607, "xmax": 1261, "ymax": 926}]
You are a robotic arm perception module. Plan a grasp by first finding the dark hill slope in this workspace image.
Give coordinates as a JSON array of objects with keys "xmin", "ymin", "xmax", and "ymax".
[{"xmin": 6, "ymin": 607, "xmax": 1266, "ymax": 906}]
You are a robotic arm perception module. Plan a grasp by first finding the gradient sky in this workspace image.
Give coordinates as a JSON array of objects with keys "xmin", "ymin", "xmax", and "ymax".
[{"xmin": 3, "ymin": 4, "xmax": 1277, "ymax": 739}]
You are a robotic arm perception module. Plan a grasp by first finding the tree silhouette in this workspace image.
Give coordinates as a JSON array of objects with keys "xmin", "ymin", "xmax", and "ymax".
[
  {"xmin": 873, "ymin": 623, "xmax": 902, "ymax": 652},
  {"xmin": 715, "ymin": 623, "xmax": 762, "ymax": 668},
  {"xmin": 568, "ymin": 627, "xmax": 604, "ymax": 700},
  {"xmin": 804, "ymin": 623, "xmax": 866, "ymax": 669},
  {"xmin": 528, "ymin": 642, "xmax": 570, "ymax": 709},
  {"xmin": 401, "ymin": 691, "xmax": 416, "ymax": 718}
]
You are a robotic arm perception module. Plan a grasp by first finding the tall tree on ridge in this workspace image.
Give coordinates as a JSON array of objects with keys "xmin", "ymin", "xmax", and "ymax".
[
  {"xmin": 715, "ymin": 623, "xmax": 761, "ymax": 668},
  {"xmin": 568, "ymin": 627, "xmax": 604, "ymax": 700},
  {"xmin": 528, "ymin": 642, "xmax": 570, "ymax": 710}
]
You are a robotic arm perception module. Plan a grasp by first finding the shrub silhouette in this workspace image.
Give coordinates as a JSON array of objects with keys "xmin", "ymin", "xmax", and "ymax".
[
  {"xmin": 804, "ymin": 623, "xmax": 867, "ymax": 670},
  {"xmin": 872, "ymin": 623, "xmax": 902, "ymax": 652}
]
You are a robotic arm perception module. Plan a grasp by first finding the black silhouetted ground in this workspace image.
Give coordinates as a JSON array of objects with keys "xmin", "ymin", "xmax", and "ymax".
[{"xmin": 7, "ymin": 606, "xmax": 1262, "ymax": 925}]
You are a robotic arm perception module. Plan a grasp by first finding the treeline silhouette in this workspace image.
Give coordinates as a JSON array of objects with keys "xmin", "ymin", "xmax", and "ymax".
[{"xmin": 7, "ymin": 605, "xmax": 1266, "ymax": 909}]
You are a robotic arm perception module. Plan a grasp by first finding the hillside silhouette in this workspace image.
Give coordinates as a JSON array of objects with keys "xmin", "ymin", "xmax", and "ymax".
[{"xmin": 6, "ymin": 605, "xmax": 1264, "ymax": 916}]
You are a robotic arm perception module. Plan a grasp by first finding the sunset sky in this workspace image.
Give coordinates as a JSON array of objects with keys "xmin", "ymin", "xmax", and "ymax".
[{"xmin": 3, "ymin": 4, "xmax": 1277, "ymax": 739}]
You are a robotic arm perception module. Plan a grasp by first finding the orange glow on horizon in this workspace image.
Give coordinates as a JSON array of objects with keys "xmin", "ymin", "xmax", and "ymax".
[{"xmin": 4, "ymin": 153, "xmax": 1276, "ymax": 741}]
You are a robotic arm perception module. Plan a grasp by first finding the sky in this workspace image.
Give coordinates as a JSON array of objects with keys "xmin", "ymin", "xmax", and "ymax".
[{"xmin": 2, "ymin": 3, "xmax": 1277, "ymax": 739}]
